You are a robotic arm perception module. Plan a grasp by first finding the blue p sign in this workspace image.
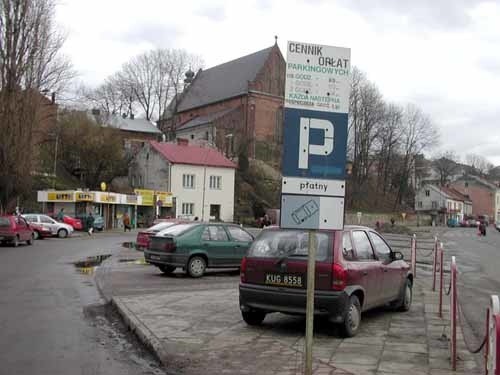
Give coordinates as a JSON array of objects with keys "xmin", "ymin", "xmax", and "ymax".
[{"xmin": 282, "ymin": 108, "xmax": 348, "ymax": 179}]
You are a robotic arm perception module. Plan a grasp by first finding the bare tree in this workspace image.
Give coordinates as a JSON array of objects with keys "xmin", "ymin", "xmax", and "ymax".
[
  {"xmin": 394, "ymin": 104, "xmax": 439, "ymax": 207},
  {"xmin": 432, "ymin": 150, "xmax": 460, "ymax": 186},
  {"xmin": 465, "ymin": 153, "xmax": 493, "ymax": 176},
  {"xmin": 0, "ymin": 0, "xmax": 74, "ymax": 212}
]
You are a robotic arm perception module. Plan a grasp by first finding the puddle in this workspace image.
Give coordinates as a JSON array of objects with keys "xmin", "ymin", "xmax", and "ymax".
[
  {"xmin": 118, "ymin": 257, "xmax": 147, "ymax": 265},
  {"xmin": 74, "ymin": 254, "xmax": 112, "ymax": 274}
]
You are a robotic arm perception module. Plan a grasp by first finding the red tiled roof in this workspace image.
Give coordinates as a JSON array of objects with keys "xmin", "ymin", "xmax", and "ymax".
[
  {"xmin": 440, "ymin": 186, "xmax": 471, "ymax": 202},
  {"xmin": 150, "ymin": 141, "xmax": 236, "ymax": 169}
]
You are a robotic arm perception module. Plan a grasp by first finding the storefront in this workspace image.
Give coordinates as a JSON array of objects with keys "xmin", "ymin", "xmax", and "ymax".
[
  {"xmin": 133, "ymin": 189, "xmax": 175, "ymax": 227},
  {"xmin": 37, "ymin": 190, "xmax": 143, "ymax": 230}
]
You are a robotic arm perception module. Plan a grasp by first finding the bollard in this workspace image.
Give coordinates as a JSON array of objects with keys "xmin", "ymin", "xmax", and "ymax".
[
  {"xmin": 487, "ymin": 295, "xmax": 500, "ymax": 374},
  {"xmin": 486, "ymin": 308, "xmax": 490, "ymax": 374},
  {"xmin": 432, "ymin": 235, "xmax": 438, "ymax": 291},
  {"xmin": 411, "ymin": 234, "xmax": 417, "ymax": 278},
  {"xmin": 438, "ymin": 244, "xmax": 444, "ymax": 318},
  {"xmin": 450, "ymin": 256, "xmax": 457, "ymax": 371}
]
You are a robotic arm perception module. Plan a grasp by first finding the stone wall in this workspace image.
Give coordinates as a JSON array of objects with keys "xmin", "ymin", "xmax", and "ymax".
[{"xmin": 345, "ymin": 211, "xmax": 433, "ymax": 227}]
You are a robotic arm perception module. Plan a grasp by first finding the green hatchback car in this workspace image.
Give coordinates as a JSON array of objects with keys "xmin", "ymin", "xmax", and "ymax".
[{"xmin": 144, "ymin": 222, "xmax": 255, "ymax": 277}]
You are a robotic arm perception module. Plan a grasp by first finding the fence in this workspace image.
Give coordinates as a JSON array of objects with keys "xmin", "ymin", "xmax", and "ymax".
[{"xmin": 404, "ymin": 232, "xmax": 497, "ymax": 372}]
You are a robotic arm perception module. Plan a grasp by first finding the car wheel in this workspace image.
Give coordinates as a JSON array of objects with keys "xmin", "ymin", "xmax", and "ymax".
[
  {"xmin": 187, "ymin": 256, "xmax": 206, "ymax": 278},
  {"xmin": 396, "ymin": 279, "xmax": 413, "ymax": 312},
  {"xmin": 33, "ymin": 231, "xmax": 40, "ymax": 240},
  {"xmin": 341, "ymin": 295, "xmax": 361, "ymax": 337},
  {"xmin": 27, "ymin": 233, "xmax": 34, "ymax": 245},
  {"xmin": 158, "ymin": 265, "xmax": 176, "ymax": 274},
  {"xmin": 241, "ymin": 310, "xmax": 266, "ymax": 326},
  {"xmin": 13, "ymin": 235, "xmax": 20, "ymax": 247},
  {"xmin": 57, "ymin": 228, "xmax": 68, "ymax": 238}
]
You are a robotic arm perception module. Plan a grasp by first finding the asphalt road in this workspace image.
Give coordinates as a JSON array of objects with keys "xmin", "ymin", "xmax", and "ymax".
[
  {"xmin": 441, "ymin": 226, "xmax": 500, "ymax": 351},
  {"xmin": 0, "ymin": 232, "xmax": 165, "ymax": 375}
]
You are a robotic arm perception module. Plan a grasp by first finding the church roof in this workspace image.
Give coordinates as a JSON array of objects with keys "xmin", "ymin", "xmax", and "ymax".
[{"xmin": 176, "ymin": 46, "xmax": 274, "ymax": 112}]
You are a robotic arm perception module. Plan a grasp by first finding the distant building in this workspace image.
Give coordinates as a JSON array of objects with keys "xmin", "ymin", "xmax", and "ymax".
[
  {"xmin": 450, "ymin": 175, "xmax": 500, "ymax": 223},
  {"xmin": 89, "ymin": 110, "xmax": 163, "ymax": 156},
  {"xmin": 415, "ymin": 184, "xmax": 472, "ymax": 225},
  {"xmin": 129, "ymin": 140, "xmax": 236, "ymax": 222},
  {"xmin": 159, "ymin": 42, "xmax": 285, "ymax": 163}
]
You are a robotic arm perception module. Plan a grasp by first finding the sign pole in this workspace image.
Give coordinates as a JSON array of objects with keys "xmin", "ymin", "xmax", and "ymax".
[{"xmin": 305, "ymin": 230, "xmax": 317, "ymax": 375}]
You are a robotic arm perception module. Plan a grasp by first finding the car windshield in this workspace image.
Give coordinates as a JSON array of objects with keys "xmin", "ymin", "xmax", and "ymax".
[
  {"xmin": 0, "ymin": 217, "xmax": 11, "ymax": 227},
  {"xmin": 157, "ymin": 223, "xmax": 197, "ymax": 236},
  {"xmin": 148, "ymin": 222, "xmax": 176, "ymax": 233},
  {"xmin": 247, "ymin": 229, "xmax": 333, "ymax": 261}
]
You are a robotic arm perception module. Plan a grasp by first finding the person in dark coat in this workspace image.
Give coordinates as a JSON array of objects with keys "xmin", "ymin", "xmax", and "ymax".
[{"xmin": 87, "ymin": 212, "xmax": 95, "ymax": 235}]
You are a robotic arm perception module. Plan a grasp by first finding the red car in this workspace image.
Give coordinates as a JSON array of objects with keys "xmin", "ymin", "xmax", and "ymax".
[
  {"xmin": 63, "ymin": 215, "xmax": 83, "ymax": 230},
  {"xmin": 30, "ymin": 223, "xmax": 52, "ymax": 239},
  {"xmin": 0, "ymin": 215, "xmax": 35, "ymax": 247},
  {"xmin": 136, "ymin": 221, "xmax": 183, "ymax": 250},
  {"xmin": 239, "ymin": 225, "xmax": 412, "ymax": 337}
]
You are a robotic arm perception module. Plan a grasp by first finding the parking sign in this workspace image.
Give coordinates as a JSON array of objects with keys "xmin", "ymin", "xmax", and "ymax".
[{"xmin": 280, "ymin": 41, "xmax": 350, "ymax": 231}]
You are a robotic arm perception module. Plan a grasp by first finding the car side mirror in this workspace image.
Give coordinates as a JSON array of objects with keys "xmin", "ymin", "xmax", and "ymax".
[{"xmin": 392, "ymin": 251, "xmax": 404, "ymax": 261}]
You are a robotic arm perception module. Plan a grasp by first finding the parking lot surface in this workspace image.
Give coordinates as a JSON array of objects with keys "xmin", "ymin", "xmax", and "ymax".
[{"xmin": 95, "ymin": 238, "xmax": 481, "ymax": 375}]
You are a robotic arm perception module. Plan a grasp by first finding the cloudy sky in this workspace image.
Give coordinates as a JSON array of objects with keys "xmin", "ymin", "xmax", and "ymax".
[{"xmin": 55, "ymin": 0, "xmax": 500, "ymax": 165}]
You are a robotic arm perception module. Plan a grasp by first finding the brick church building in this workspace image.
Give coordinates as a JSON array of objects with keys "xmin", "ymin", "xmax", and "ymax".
[{"xmin": 159, "ymin": 41, "xmax": 285, "ymax": 164}]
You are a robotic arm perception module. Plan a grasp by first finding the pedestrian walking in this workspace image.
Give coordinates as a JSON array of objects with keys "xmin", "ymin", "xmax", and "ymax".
[
  {"xmin": 390, "ymin": 217, "xmax": 395, "ymax": 228},
  {"xmin": 87, "ymin": 212, "xmax": 95, "ymax": 235},
  {"xmin": 123, "ymin": 212, "xmax": 131, "ymax": 232},
  {"xmin": 57, "ymin": 208, "xmax": 64, "ymax": 222}
]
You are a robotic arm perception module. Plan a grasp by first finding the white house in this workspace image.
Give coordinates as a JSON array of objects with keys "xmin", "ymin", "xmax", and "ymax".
[
  {"xmin": 129, "ymin": 140, "xmax": 236, "ymax": 222},
  {"xmin": 415, "ymin": 184, "xmax": 472, "ymax": 225}
]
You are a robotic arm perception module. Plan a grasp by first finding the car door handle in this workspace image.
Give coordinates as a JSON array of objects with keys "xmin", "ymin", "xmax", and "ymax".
[
  {"xmin": 235, "ymin": 245, "xmax": 241, "ymax": 248},
  {"xmin": 362, "ymin": 271, "xmax": 368, "ymax": 276},
  {"xmin": 383, "ymin": 268, "xmax": 388, "ymax": 273}
]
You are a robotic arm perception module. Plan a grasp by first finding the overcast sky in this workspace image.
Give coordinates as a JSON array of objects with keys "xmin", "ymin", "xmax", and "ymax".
[{"xmin": 56, "ymin": 0, "xmax": 500, "ymax": 165}]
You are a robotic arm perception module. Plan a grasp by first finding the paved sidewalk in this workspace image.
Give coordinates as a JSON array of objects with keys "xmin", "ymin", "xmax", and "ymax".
[{"xmin": 96, "ymin": 248, "xmax": 482, "ymax": 375}]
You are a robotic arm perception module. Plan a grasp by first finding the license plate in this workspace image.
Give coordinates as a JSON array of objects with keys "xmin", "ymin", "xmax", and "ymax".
[
  {"xmin": 149, "ymin": 255, "xmax": 161, "ymax": 261},
  {"xmin": 265, "ymin": 273, "xmax": 303, "ymax": 288}
]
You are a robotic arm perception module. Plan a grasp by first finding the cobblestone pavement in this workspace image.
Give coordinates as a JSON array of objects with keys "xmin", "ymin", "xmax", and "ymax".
[{"xmin": 99, "ymin": 245, "xmax": 481, "ymax": 375}]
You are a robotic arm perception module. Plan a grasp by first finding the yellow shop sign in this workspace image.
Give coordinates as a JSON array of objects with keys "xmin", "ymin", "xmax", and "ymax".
[
  {"xmin": 75, "ymin": 192, "xmax": 94, "ymax": 202},
  {"xmin": 47, "ymin": 192, "xmax": 74, "ymax": 201}
]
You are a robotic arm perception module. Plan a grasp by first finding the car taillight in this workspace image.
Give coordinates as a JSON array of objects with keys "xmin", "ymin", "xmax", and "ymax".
[
  {"xmin": 164, "ymin": 241, "xmax": 176, "ymax": 252},
  {"xmin": 332, "ymin": 263, "xmax": 346, "ymax": 291},
  {"xmin": 240, "ymin": 256, "xmax": 247, "ymax": 283}
]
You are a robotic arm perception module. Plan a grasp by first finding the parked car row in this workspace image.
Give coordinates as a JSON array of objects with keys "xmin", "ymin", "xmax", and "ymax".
[{"xmin": 141, "ymin": 221, "xmax": 413, "ymax": 337}]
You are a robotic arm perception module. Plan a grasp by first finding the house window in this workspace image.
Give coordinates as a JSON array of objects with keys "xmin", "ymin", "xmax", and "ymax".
[
  {"xmin": 425, "ymin": 190, "xmax": 430, "ymax": 197},
  {"xmin": 417, "ymin": 201, "xmax": 423, "ymax": 208},
  {"xmin": 181, "ymin": 203, "xmax": 194, "ymax": 215},
  {"xmin": 431, "ymin": 201, "xmax": 438, "ymax": 209},
  {"xmin": 182, "ymin": 174, "xmax": 195, "ymax": 189},
  {"xmin": 209, "ymin": 176, "xmax": 221, "ymax": 189},
  {"xmin": 274, "ymin": 107, "xmax": 283, "ymax": 143}
]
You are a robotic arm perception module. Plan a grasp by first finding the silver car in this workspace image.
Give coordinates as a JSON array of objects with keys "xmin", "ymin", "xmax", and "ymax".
[{"xmin": 23, "ymin": 214, "xmax": 74, "ymax": 238}]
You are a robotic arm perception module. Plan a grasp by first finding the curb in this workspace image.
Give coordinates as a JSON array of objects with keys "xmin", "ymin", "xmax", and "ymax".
[{"xmin": 111, "ymin": 297, "xmax": 168, "ymax": 361}]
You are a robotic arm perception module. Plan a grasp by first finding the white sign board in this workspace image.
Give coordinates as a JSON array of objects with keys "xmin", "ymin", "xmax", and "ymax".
[
  {"xmin": 282, "ymin": 177, "xmax": 345, "ymax": 197},
  {"xmin": 285, "ymin": 41, "xmax": 351, "ymax": 114},
  {"xmin": 280, "ymin": 194, "xmax": 344, "ymax": 230}
]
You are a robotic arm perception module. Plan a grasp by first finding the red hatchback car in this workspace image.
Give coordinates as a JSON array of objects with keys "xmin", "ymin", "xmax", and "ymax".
[
  {"xmin": 239, "ymin": 225, "xmax": 412, "ymax": 337},
  {"xmin": 0, "ymin": 215, "xmax": 35, "ymax": 247},
  {"xmin": 63, "ymin": 215, "xmax": 83, "ymax": 230},
  {"xmin": 136, "ymin": 221, "xmax": 181, "ymax": 250}
]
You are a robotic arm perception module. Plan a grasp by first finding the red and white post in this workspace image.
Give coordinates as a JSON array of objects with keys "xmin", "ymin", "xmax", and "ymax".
[
  {"xmin": 438, "ymin": 243, "xmax": 444, "ymax": 318},
  {"xmin": 487, "ymin": 295, "xmax": 500, "ymax": 374},
  {"xmin": 411, "ymin": 234, "xmax": 417, "ymax": 278},
  {"xmin": 450, "ymin": 256, "xmax": 457, "ymax": 371},
  {"xmin": 432, "ymin": 235, "xmax": 438, "ymax": 291}
]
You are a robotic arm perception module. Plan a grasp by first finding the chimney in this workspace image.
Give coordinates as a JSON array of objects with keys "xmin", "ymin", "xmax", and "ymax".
[
  {"xmin": 91, "ymin": 108, "xmax": 100, "ymax": 116},
  {"xmin": 51, "ymin": 92, "xmax": 56, "ymax": 104},
  {"xmin": 177, "ymin": 138, "xmax": 189, "ymax": 146},
  {"xmin": 130, "ymin": 113, "xmax": 134, "ymax": 120},
  {"xmin": 122, "ymin": 113, "xmax": 127, "ymax": 119}
]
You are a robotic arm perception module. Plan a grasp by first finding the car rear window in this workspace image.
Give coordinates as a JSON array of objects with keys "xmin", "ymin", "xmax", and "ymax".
[
  {"xmin": 157, "ymin": 223, "xmax": 197, "ymax": 236},
  {"xmin": 0, "ymin": 217, "xmax": 11, "ymax": 227},
  {"xmin": 148, "ymin": 222, "xmax": 176, "ymax": 233},
  {"xmin": 247, "ymin": 230, "xmax": 333, "ymax": 261}
]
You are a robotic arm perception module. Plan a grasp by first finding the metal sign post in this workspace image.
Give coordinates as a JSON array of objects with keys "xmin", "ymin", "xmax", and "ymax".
[
  {"xmin": 305, "ymin": 231, "xmax": 317, "ymax": 373},
  {"xmin": 280, "ymin": 41, "xmax": 351, "ymax": 375}
]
